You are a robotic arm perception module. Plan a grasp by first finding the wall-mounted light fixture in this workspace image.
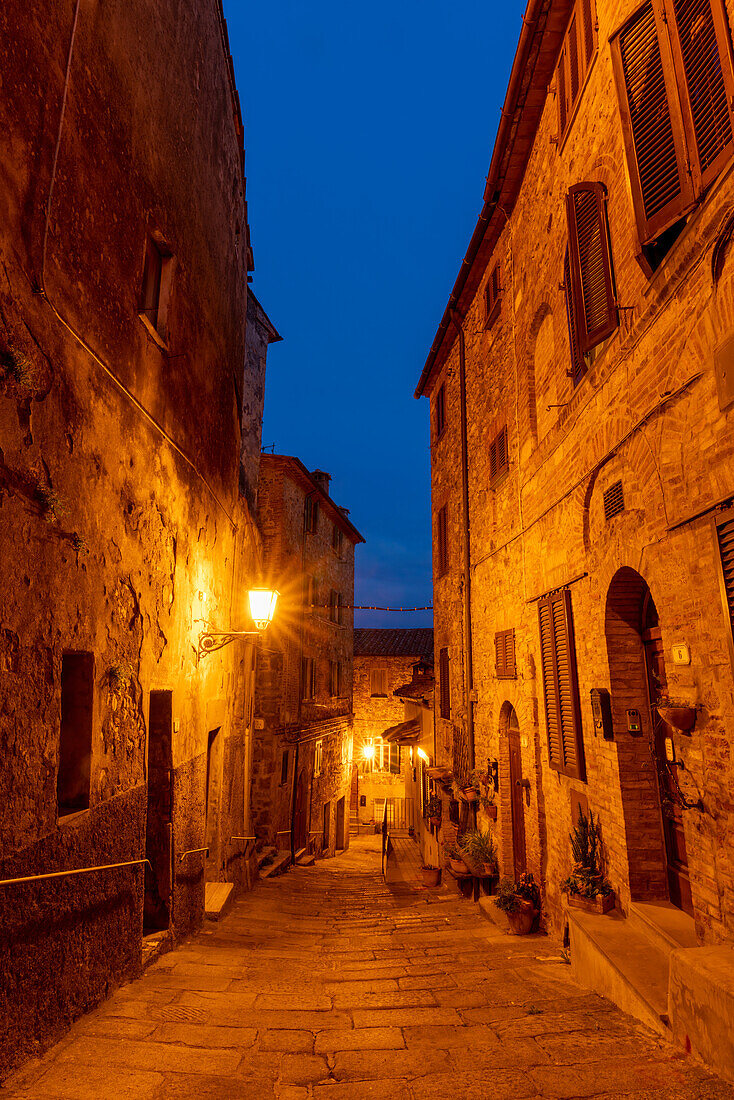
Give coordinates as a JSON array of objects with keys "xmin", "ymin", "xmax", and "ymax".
[
  {"xmin": 416, "ymin": 748, "xmax": 430, "ymax": 765},
  {"xmin": 362, "ymin": 743, "xmax": 375, "ymax": 760},
  {"xmin": 197, "ymin": 587, "xmax": 279, "ymax": 660}
]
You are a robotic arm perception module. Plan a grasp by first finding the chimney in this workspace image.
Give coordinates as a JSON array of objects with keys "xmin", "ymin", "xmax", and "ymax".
[{"xmin": 310, "ymin": 469, "xmax": 331, "ymax": 494}]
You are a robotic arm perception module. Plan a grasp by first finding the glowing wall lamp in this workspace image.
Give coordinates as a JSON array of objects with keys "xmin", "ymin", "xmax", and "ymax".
[
  {"xmin": 416, "ymin": 748, "xmax": 431, "ymax": 764},
  {"xmin": 197, "ymin": 587, "xmax": 279, "ymax": 660},
  {"xmin": 362, "ymin": 744, "xmax": 375, "ymax": 761}
]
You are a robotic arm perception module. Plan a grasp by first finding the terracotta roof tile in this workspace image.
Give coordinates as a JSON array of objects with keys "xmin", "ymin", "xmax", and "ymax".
[{"xmin": 353, "ymin": 628, "xmax": 434, "ymax": 658}]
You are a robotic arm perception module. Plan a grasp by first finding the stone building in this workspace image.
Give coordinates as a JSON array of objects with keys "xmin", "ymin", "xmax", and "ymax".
[
  {"xmin": 392, "ymin": 662, "xmax": 439, "ymax": 870},
  {"xmin": 417, "ymin": 0, "xmax": 734, "ymax": 1068},
  {"xmin": 0, "ymin": 0, "xmax": 265, "ymax": 1078},
  {"xmin": 352, "ymin": 628, "xmax": 434, "ymax": 827},
  {"xmin": 252, "ymin": 456, "xmax": 364, "ymax": 858}
]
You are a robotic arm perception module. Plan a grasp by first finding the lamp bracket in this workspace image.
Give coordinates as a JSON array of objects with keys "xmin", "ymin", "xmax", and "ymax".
[{"xmin": 197, "ymin": 630, "xmax": 260, "ymax": 661}]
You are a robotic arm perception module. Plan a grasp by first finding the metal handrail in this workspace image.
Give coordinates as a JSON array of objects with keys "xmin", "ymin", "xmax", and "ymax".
[
  {"xmin": 229, "ymin": 836, "xmax": 256, "ymax": 843},
  {"xmin": 0, "ymin": 858, "xmax": 151, "ymax": 888},
  {"xmin": 177, "ymin": 847, "xmax": 209, "ymax": 863}
]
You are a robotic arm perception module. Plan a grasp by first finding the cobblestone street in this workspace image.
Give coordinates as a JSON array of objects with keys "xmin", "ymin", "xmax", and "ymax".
[{"xmin": 6, "ymin": 837, "xmax": 733, "ymax": 1100}]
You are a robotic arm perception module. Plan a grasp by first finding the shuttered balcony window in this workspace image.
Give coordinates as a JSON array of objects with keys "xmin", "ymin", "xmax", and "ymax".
[
  {"xmin": 611, "ymin": 0, "xmax": 734, "ymax": 246},
  {"xmin": 436, "ymin": 504, "xmax": 449, "ymax": 576},
  {"xmin": 556, "ymin": 0, "xmax": 598, "ymax": 143},
  {"xmin": 566, "ymin": 183, "xmax": 618, "ymax": 360},
  {"xmin": 439, "ymin": 646, "xmax": 451, "ymax": 720},
  {"xmin": 715, "ymin": 506, "xmax": 734, "ymax": 670},
  {"xmin": 489, "ymin": 426, "xmax": 509, "ymax": 486},
  {"xmin": 537, "ymin": 589, "xmax": 586, "ymax": 780},
  {"xmin": 495, "ymin": 629, "xmax": 516, "ymax": 679}
]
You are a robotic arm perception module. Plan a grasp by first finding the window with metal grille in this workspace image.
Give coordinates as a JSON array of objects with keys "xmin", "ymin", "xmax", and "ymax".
[
  {"xmin": 370, "ymin": 668, "xmax": 388, "ymax": 696},
  {"xmin": 439, "ymin": 647, "xmax": 451, "ymax": 719},
  {"xmin": 280, "ymin": 750, "xmax": 289, "ymax": 786},
  {"xmin": 436, "ymin": 504, "xmax": 449, "ymax": 575},
  {"xmin": 611, "ymin": 0, "xmax": 734, "ymax": 247},
  {"xmin": 435, "ymin": 382, "xmax": 446, "ymax": 438},
  {"xmin": 301, "ymin": 656, "xmax": 315, "ymax": 700},
  {"xmin": 537, "ymin": 590, "xmax": 586, "ymax": 780},
  {"xmin": 565, "ymin": 183, "xmax": 618, "ymax": 362},
  {"xmin": 556, "ymin": 0, "xmax": 598, "ymax": 142},
  {"xmin": 314, "ymin": 740, "xmax": 323, "ymax": 777},
  {"xmin": 715, "ymin": 506, "xmax": 734, "ymax": 670},
  {"xmin": 485, "ymin": 264, "xmax": 502, "ymax": 327},
  {"xmin": 489, "ymin": 426, "xmax": 509, "ymax": 486},
  {"xmin": 603, "ymin": 480, "xmax": 625, "ymax": 521},
  {"xmin": 495, "ymin": 629, "xmax": 516, "ymax": 679}
]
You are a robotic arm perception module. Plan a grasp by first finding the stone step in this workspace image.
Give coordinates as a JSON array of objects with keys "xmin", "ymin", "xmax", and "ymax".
[
  {"xmin": 205, "ymin": 881, "xmax": 235, "ymax": 921},
  {"xmin": 566, "ymin": 905, "xmax": 671, "ymax": 1036},
  {"xmin": 628, "ymin": 900, "xmax": 697, "ymax": 956},
  {"xmin": 260, "ymin": 851, "xmax": 292, "ymax": 878},
  {"xmin": 297, "ymin": 852, "xmax": 316, "ymax": 866}
]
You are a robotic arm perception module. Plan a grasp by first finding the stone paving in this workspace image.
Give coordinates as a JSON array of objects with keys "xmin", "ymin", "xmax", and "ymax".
[{"xmin": 6, "ymin": 836, "xmax": 733, "ymax": 1099}]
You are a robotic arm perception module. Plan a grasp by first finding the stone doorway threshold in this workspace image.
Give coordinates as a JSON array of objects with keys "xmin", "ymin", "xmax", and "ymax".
[{"xmin": 141, "ymin": 927, "xmax": 173, "ymax": 970}]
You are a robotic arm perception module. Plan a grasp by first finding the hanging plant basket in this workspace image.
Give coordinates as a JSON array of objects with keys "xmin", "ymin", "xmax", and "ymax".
[
  {"xmin": 656, "ymin": 705, "xmax": 697, "ymax": 732},
  {"xmin": 458, "ymin": 787, "xmax": 478, "ymax": 804}
]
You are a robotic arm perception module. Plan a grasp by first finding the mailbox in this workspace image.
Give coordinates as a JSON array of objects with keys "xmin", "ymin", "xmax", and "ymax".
[{"xmin": 590, "ymin": 688, "xmax": 614, "ymax": 740}]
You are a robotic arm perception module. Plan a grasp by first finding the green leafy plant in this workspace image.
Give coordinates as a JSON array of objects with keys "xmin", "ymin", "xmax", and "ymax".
[
  {"xmin": 460, "ymin": 828, "xmax": 497, "ymax": 871},
  {"xmin": 494, "ymin": 873, "xmax": 540, "ymax": 914},
  {"xmin": 425, "ymin": 795, "xmax": 442, "ymax": 820},
  {"xmin": 446, "ymin": 842, "xmax": 466, "ymax": 862},
  {"xmin": 105, "ymin": 662, "xmax": 134, "ymax": 695},
  {"xmin": 562, "ymin": 810, "xmax": 613, "ymax": 898}
]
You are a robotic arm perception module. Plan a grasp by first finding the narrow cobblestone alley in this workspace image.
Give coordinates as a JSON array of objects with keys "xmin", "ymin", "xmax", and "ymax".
[{"xmin": 6, "ymin": 837, "xmax": 733, "ymax": 1100}]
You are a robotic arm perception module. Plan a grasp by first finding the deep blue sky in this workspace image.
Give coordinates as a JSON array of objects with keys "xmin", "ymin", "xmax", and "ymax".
[{"xmin": 224, "ymin": 1, "xmax": 525, "ymax": 627}]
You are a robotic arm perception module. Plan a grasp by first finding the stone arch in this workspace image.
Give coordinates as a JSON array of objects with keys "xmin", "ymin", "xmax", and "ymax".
[{"xmin": 604, "ymin": 567, "xmax": 667, "ymax": 903}]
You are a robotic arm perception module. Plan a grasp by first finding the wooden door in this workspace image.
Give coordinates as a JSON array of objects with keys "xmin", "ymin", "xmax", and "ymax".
[
  {"xmin": 144, "ymin": 691, "xmax": 173, "ymax": 932},
  {"xmin": 643, "ymin": 628, "xmax": 693, "ymax": 915},
  {"xmin": 294, "ymin": 771, "xmax": 308, "ymax": 851},
  {"xmin": 336, "ymin": 796, "xmax": 345, "ymax": 850},
  {"xmin": 508, "ymin": 715, "xmax": 527, "ymax": 879}
]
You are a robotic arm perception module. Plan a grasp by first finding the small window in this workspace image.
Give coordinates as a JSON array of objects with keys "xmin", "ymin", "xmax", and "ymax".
[
  {"xmin": 388, "ymin": 743, "xmax": 402, "ymax": 775},
  {"xmin": 139, "ymin": 235, "xmax": 174, "ymax": 344},
  {"xmin": 332, "ymin": 524, "xmax": 344, "ymax": 556},
  {"xmin": 439, "ymin": 647, "xmax": 451, "ymax": 720},
  {"xmin": 314, "ymin": 739, "xmax": 323, "ymax": 777},
  {"xmin": 434, "ymin": 383, "xmax": 446, "ymax": 438},
  {"xmin": 485, "ymin": 263, "xmax": 502, "ymax": 327},
  {"xmin": 301, "ymin": 656, "xmax": 315, "ymax": 700},
  {"xmin": 280, "ymin": 750, "xmax": 290, "ymax": 786},
  {"xmin": 489, "ymin": 426, "xmax": 509, "ymax": 486},
  {"xmin": 57, "ymin": 652, "xmax": 94, "ymax": 816},
  {"xmin": 556, "ymin": 0, "xmax": 598, "ymax": 143},
  {"xmin": 330, "ymin": 659, "xmax": 342, "ymax": 698},
  {"xmin": 603, "ymin": 480, "xmax": 625, "ymax": 521},
  {"xmin": 304, "ymin": 496, "xmax": 319, "ymax": 534},
  {"xmin": 370, "ymin": 668, "xmax": 388, "ymax": 696},
  {"xmin": 337, "ymin": 592, "xmax": 344, "ymax": 626},
  {"xmin": 436, "ymin": 504, "xmax": 449, "ymax": 576},
  {"xmin": 495, "ymin": 629, "xmax": 516, "ymax": 679}
]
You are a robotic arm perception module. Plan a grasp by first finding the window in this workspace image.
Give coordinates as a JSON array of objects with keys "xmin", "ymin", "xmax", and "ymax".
[
  {"xmin": 314, "ymin": 740, "xmax": 323, "ymax": 777},
  {"xmin": 332, "ymin": 524, "xmax": 344, "ymax": 556},
  {"xmin": 301, "ymin": 656, "xmax": 315, "ymax": 700},
  {"xmin": 489, "ymin": 426, "xmax": 509, "ymax": 485},
  {"xmin": 388, "ymin": 744, "xmax": 402, "ymax": 775},
  {"xmin": 714, "ymin": 505, "xmax": 734, "ymax": 670},
  {"xmin": 484, "ymin": 263, "xmax": 502, "ymax": 327},
  {"xmin": 329, "ymin": 589, "xmax": 339, "ymax": 623},
  {"xmin": 139, "ymin": 235, "xmax": 174, "ymax": 344},
  {"xmin": 537, "ymin": 589, "xmax": 586, "ymax": 780},
  {"xmin": 495, "ymin": 629, "xmax": 516, "ymax": 679},
  {"xmin": 435, "ymin": 382, "xmax": 446, "ymax": 438},
  {"xmin": 610, "ymin": 0, "xmax": 734, "ymax": 247},
  {"xmin": 303, "ymin": 573, "xmax": 315, "ymax": 612},
  {"xmin": 337, "ymin": 592, "xmax": 344, "ymax": 626},
  {"xmin": 370, "ymin": 668, "xmax": 388, "ymax": 696},
  {"xmin": 57, "ymin": 652, "xmax": 94, "ymax": 816},
  {"xmin": 436, "ymin": 504, "xmax": 449, "ymax": 576},
  {"xmin": 329, "ymin": 659, "xmax": 342, "ymax": 698},
  {"xmin": 439, "ymin": 646, "xmax": 451, "ymax": 720},
  {"xmin": 565, "ymin": 183, "xmax": 618, "ymax": 365},
  {"xmin": 603, "ymin": 480, "xmax": 625, "ymax": 520},
  {"xmin": 556, "ymin": 0, "xmax": 598, "ymax": 141},
  {"xmin": 280, "ymin": 749, "xmax": 289, "ymax": 785},
  {"xmin": 304, "ymin": 496, "xmax": 319, "ymax": 533}
]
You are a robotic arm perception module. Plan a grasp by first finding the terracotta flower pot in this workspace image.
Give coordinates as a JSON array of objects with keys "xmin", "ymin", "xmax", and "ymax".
[
  {"xmin": 460, "ymin": 788, "xmax": 478, "ymax": 803},
  {"xmin": 420, "ymin": 866, "xmax": 441, "ymax": 887},
  {"xmin": 507, "ymin": 899, "xmax": 537, "ymax": 935},
  {"xmin": 485, "ymin": 805, "xmax": 498, "ymax": 821},
  {"xmin": 656, "ymin": 705, "xmax": 697, "ymax": 732},
  {"xmin": 481, "ymin": 862, "xmax": 498, "ymax": 877},
  {"xmin": 449, "ymin": 858, "xmax": 470, "ymax": 875},
  {"xmin": 429, "ymin": 816, "xmax": 441, "ymax": 827}
]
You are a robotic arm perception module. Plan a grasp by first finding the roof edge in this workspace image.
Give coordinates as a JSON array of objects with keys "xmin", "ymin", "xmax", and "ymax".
[{"xmin": 260, "ymin": 454, "xmax": 365, "ymax": 543}]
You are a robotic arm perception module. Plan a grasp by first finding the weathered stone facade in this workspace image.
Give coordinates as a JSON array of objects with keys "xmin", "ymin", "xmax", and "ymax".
[
  {"xmin": 0, "ymin": 0, "xmax": 262, "ymax": 1078},
  {"xmin": 419, "ymin": 0, "xmax": 734, "ymax": 960},
  {"xmin": 252, "ymin": 456, "xmax": 363, "ymax": 855}
]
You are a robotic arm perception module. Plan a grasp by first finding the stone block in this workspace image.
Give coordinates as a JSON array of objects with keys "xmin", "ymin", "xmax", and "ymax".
[{"xmin": 669, "ymin": 945, "xmax": 734, "ymax": 1084}]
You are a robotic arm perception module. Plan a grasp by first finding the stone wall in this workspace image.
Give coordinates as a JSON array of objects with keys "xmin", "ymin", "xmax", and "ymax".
[
  {"xmin": 0, "ymin": 0, "xmax": 260, "ymax": 1078},
  {"xmin": 424, "ymin": 0, "xmax": 734, "ymax": 942}
]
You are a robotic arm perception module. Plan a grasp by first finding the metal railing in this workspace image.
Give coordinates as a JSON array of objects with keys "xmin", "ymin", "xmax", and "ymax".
[
  {"xmin": 177, "ymin": 847, "xmax": 209, "ymax": 864},
  {"xmin": 0, "ymin": 858, "xmax": 150, "ymax": 888}
]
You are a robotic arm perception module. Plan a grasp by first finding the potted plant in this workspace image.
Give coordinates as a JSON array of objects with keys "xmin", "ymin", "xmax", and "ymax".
[
  {"xmin": 447, "ymin": 842, "xmax": 470, "ymax": 875},
  {"xmin": 425, "ymin": 794, "xmax": 442, "ymax": 827},
  {"xmin": 655, "ymin": 695, "xmax": 698, "ymax": 733},
  {"xmin": 470, "ymin": 768, "xmax": 498, "ymax": 819},
  {"xmin": 494, "ymin": 873, "xmax": 540, "ymax": 934},
  {"xmin": 420, "ymin": 864, "xmax": 441, "ymax": 887},
  {"xmin": 456, "ymin": 777, "xmax": 479, "ymax": 804},
  {"xmin": 562, "ymin": 810, "xmax": 615, "ymax": 914},
  {"xmin": 460, "ymin": 828, "xmax": 498, "ymax": 876}
]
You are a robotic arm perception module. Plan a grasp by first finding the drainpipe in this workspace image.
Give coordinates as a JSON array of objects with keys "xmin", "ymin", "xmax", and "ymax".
[{"xmin": 448, "ymin": 309, "xmax": 475, "ymax": 773}]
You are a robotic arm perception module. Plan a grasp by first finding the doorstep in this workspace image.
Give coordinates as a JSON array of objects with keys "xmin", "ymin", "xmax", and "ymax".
[{"xmin": 205, "ymin": 881, "xmax": 235, "ymax": 921}]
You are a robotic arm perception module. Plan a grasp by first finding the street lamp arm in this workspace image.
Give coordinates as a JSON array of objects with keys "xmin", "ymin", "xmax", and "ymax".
[{"xmin": 197, "ymin": 630, "xmax": 260, "ymax": 660}]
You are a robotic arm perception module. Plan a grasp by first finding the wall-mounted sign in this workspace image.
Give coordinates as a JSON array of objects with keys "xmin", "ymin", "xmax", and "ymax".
[
  {"xmin": 671, "ymin": 643, "xmax": 691, "ymax": 665},
  {"xmin": 664, "ymin": 736, "xmax": 676, "ymax": 763}
]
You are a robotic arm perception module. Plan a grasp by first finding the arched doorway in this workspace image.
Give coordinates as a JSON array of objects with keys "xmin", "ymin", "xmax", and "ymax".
[
  {"xmin": 605, "ymin": 568, "xmax": 692, "ymax": 914},
  {"xmin": 500, "ymin": 702, "xmax": 526, "ymax": 880}
]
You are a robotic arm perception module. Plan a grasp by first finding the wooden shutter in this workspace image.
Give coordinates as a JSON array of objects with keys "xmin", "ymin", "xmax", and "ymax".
[
  {"xmin": 435, "ymin": 383, "xmax": 446, "ymax": 437},
  {"xmin": 667, "ymin": 0, "xmax": 734, "ymax": 191},
  {"xmin": 439, "ymin": 647, "xmax": 450, "ymax": 719},
  {"xmin": 556, "ymin": 0, "xmax": 598, "ymax": 140},
  {"xmin": 537, "ymin": 590, "xmax": 586, "ymax": 780},
  {"xmin": 564, "ymin": 248, "xmax": 586, "ymax": 385},
  {"xmin": 485, "ymin": 264, "xmax": 502, "ymax": 326},
  {"xmin": 611, "ymin": 1, "xmax": 694, "ymax": 244},
  {"xmin": 715, "ymin": 507, "xmax": 734, "ymax": 668},
  {"xmin": 437, "ymin": 505, "xmax": 448, "ymax": 575},
  {"xmin": 495, "ymin": 629, "xmax": 516, "ymax": 679},
  {"xmin": 566, "ymin": 183, "xmax": 618, "ymax": 354},
  {"xmin": 489, "ymin": 426, "xmax": 509, "ymax": 485}
]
